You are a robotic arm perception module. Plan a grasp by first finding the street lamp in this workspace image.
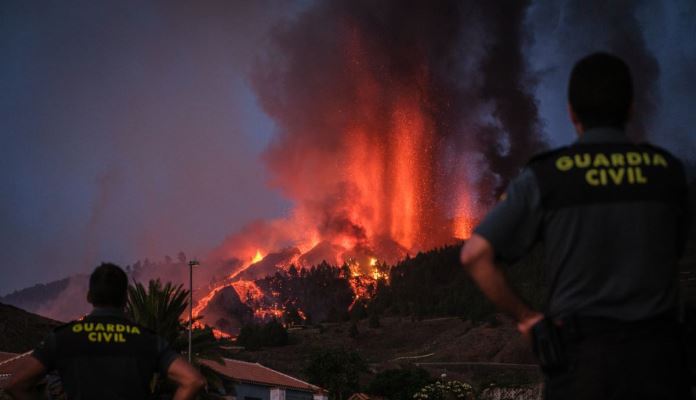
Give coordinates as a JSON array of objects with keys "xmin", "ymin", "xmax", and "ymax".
[{"xmin": 187, "ymin": 259, "xmax": 200, "ymax": 362}]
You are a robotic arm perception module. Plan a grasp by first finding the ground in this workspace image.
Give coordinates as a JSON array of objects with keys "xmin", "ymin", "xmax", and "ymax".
[{"xmin": 232, "ymin": 315, "xmax": 543, "ymax": 391}]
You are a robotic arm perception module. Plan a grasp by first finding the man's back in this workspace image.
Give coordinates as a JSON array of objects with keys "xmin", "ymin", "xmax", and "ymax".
[
  {"xmin": 461, "ymin": 52, "xmax": 693, "ymax": 399},
  {"xmin": 33, "ymin": 308, "xmax": 178, "ymax": 400},
  {"xmin": 526, "ymin": 128, "xmax": 689, "ymax": 320}
]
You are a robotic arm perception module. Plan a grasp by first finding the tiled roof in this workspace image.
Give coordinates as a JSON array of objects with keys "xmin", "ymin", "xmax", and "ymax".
[{"xmin": 202, "ymin": 358, "xmax": 325, "ymax": 393}]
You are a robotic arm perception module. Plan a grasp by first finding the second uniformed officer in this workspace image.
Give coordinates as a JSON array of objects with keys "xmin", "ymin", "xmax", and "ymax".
[
  {"xmin": 460, "ymin": 53, "xmax": 691, "ymax": 399},
  {"xmin": 7, "ymin": 263, "xmax": 206, "ymax": 400}
]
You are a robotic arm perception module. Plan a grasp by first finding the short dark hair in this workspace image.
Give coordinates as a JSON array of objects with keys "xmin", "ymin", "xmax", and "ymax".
[
  {"xmin": 88, "ymin": 263, "xmax": 128, "ymax": 307},
  {"xmin": 568, "ymin": 52, "xmax": 633, "ymax": 130}
]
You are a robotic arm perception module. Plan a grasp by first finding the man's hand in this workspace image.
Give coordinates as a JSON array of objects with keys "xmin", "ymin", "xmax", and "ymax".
[
  {"xmin": 167, "ymin": 356, "xmax": 206, "ymax": 400},
  {"xmin": 461, "ymin": 234, "xmax": 540, "ymax": 330},
  {"xmin": 5, "ymin": 355, "xmax": 47, "ymax": 400},
  {"xmin": 517, "ymin": 312, "xmax": 544, "ymax": 343}
]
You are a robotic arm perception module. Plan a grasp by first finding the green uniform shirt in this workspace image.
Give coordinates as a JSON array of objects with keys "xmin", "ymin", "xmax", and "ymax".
[
  {"xmin": 475, "ymin": 127, "xmax": 690, "ymax": 320},
  {"xmin": 32, "ymin": 307, "xmax": 178, "ymax": 400}
]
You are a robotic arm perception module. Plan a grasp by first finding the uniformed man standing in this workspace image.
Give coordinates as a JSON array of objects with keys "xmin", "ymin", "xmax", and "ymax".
[
  {"xmin": 460, "ymin": 53, "xmax": 692, "ymax": 399},
  {"xmin": 6, "ymin": 263, "xmax": 206, "ymax": 400}
]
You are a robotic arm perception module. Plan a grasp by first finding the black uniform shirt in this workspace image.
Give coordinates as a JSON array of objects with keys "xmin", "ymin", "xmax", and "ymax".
[
  {"xmin": 32, "ymin": 307, "xmax": 178, "ymax": 400},
  {"xmin": 475, "ymin": 127, "xmax": 690, "ymax": 321}
]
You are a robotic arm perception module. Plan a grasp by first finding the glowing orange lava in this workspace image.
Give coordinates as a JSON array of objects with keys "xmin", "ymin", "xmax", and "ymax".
[
  {"xmin": 232, "ymin": 280, "xmax": 264, "ymax": 303},
  {"xmin": 252, "ymin": 250, "xmax": 263, "ymax": 264}
]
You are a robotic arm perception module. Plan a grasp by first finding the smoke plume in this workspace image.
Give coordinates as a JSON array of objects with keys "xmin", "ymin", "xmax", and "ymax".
[{"xmin": 233, "ymin": 0, "xmax": 543, "ymax": 262}]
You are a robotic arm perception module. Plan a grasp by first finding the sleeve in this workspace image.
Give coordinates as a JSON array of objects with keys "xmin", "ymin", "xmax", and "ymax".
[
  {"xmin": 677, "ymin": 167, "xmax": 693, "ymax": 257},
  {"xmin": 156, "ymin": 337, "xmax": 180, "ymax": 375},
  {"xmin": 474, "ymin": 168, "xmax": 544, "ymax": 263},
  {"xmin": 32, "ymin": 331, "xmax": 57, "ymax": 370}
]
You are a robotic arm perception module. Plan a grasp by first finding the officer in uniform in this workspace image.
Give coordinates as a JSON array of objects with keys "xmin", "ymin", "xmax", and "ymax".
[
  {"xmin": 460, "ymin": 52, "xmax": 691, "ymax": 399},
  {"xmin": 6, "ymin": 263, "xmax": 206, "ymax": 400}
]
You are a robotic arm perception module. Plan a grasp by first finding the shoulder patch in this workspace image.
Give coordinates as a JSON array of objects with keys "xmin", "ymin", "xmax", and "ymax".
[{"xmin": 526, "ymin": 146, "xmax": 569, "ymax": 166}]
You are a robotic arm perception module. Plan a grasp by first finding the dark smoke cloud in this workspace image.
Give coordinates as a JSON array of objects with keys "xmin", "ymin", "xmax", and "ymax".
[
  {"xmin": 5, "ymin": 0, "xmax": 695, "ymax": 311},
  {"xmin": 526, "ymin": 0, "xmax": 696, "ymax": 159},
  {"xmin": 251, "ymin": 0, "xmax": 543, "ymax": 242}
]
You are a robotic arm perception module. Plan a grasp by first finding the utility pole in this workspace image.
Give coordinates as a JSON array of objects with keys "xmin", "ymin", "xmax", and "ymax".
[{"xmin": 187, "ymin": 259, "xmax": 200, "ymax": 363}]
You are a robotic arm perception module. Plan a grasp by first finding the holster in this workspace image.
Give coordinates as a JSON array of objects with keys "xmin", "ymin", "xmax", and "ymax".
[{"xmin": 531, "ymin": 317, "xmax": 568, "ymax": 373}]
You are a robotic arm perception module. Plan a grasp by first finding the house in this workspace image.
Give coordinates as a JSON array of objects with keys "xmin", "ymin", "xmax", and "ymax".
[
  {"xmin": 347, "ymin": 393, "xmax": 385, "ymax": 400},
  {"xmin": 202, "ymin": 358, "xmax": 328, "ymax": 400},
  {"xmin": 1, "ymin": 351, "xmax": 328, "ymax": 400}
]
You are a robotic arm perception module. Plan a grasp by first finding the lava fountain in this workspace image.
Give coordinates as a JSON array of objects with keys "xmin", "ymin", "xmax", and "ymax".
[{"xmin": 192, "ymin": 0, "xmax": 543, "ymax": 333}]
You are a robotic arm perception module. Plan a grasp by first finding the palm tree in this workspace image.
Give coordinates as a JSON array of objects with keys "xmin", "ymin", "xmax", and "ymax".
[{"xmin": 126, "ymin": 279, "xmax": 230, "ymax": 397}]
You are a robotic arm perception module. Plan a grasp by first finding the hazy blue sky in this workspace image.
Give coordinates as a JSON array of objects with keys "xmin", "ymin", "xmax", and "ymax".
[{"xmin": 1, "ymin": 0, "xmax": 694, "ymax": 295}]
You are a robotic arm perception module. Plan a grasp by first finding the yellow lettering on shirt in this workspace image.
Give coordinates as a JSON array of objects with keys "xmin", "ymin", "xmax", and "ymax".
[
  {"xmin": 574, "ymin": 153, "xmax": 592, "ymax": 168},
  {"xmin": 593, "ymin": 153, "xmax": 610, "ymax": 167},
  {"xmin": 653, "ymin": 154, "xmax": 668, "ymax": 167},
  {"xmin": 556, "ymin": 156, "xmax": 573, "ymax": 171},
  {"xmin": 586, "ymin": 170, "xmax": 600, "ymax": 186},
  {"xmin": 611, "ymin": 153, "xmax": 625, "ymax": 166},
  {"xmin": 608, "ymin": 168, "xmax": 625, "ymax": 185},
  {"xmin": 626, "ymin": 152, "xmax": 641, "ymax": 166}
]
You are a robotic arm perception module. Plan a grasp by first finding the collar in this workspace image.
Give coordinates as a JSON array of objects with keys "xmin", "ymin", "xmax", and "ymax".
[
  {"xmin": 88, "ymin": 307, "xmax": 127, "ymax": 318},
  {"xmin": 576, "ymin": 127, "xmax": 629, "ymax": 144}
]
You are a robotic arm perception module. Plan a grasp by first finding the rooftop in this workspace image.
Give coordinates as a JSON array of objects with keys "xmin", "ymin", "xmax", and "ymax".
[{"xmin": 202, "ymin": 358, "xmax": 325, "ymax": 393}]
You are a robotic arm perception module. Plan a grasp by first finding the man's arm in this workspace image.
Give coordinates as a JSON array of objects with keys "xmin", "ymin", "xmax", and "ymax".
[
  {"xmin": 460, "ymin": 234, "xmax": 543, "ymax": 337},
  {"xmin": 167, "ymin": 356, "xmax": 206, "ymax": 400},
  {"xmin": 5, "ymin": 355, "xmax": 47, "ymax": 400}
]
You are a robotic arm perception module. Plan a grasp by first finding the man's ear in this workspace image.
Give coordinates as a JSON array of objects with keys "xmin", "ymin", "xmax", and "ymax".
[
  {"xmin": 568, "ymin": 103, "xmax": 584, "ymax": 134},
  {"xmin": 86, "ymin": 290, "xmax": 93, "ymax": 305}
]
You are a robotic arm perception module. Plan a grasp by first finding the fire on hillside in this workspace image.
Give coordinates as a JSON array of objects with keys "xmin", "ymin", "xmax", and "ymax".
[{"xmin": 188, "ymin": 0, "xmax": 541, "ymax": 337}]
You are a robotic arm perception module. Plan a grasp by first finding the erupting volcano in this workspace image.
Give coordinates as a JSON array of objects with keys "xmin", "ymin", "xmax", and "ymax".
[{"xmin": 192, "ymin": 0, "xmax": 544, "ymax": 335}]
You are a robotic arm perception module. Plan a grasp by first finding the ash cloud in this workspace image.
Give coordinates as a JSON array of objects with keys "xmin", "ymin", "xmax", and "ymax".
[
  {"xmin": 251, "ymin": 0, "xmax": 544, "ymax": 247},
  {"xmin": 526, "ymin": 0, "xmax": 695, "ymax": 157}
]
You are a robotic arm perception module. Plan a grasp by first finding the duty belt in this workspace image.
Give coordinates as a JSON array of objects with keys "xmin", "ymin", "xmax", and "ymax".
[{"xmin": 557, "ymin": 312, "xmax": 679, "ymax": 341}]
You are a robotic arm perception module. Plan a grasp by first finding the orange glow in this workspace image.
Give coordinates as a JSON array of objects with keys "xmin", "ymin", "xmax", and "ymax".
[
  {"xmin": 252, "ymin": 250, "xmax": 263, "ymax": 264},
  {"xmin": 191, "ymin": 23, "xmax": 482, "ymax": 330},
  {"xmin": 254, "ymin": 304, "xmax": 284, "ymax": 320},
  {"xmin": 453, "ymin": 190, "xmax": 476, "ymax": 239},
  {"xmin": 192, "ymin": 285, "xmax": 225, "ymax": 320},
  {"xmin": 232, "ymin": 280, "xmax": 264, "ymax": 303},
  {"xmin": 212, "ymin": 328, "xmax": 232, "ymax": 339}
]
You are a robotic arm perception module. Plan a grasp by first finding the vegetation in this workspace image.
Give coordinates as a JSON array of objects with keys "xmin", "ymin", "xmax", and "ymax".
[
  {"xmin": 236, "ymin": 319, "xmax": 289, "ymax": 350},
  {"xmin": 126, "ymin": 279, "xmax": 231, "ymax": 397},
  {"xmin": 413, "ymin": 380, "xmax": 476, "ymax": 400},
  {"xmin": 257, "ymin": 261, "xmax": 354, "ymax": 323},
  {"xmin": 366, "ymin": 367, "xmax": 433, "ymax": 400},
  {"xmin": 304, "ymin": 348, "xmax": 368, "ymax": 400},
  {"xmin": 369, "ymin": 244, "xmax": 545, "ymax": 321}
]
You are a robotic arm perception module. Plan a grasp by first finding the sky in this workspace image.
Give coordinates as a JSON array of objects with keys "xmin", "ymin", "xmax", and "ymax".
[{"xmin": 1, "ymin": 0, "xmax": 695, "ymax": 295}]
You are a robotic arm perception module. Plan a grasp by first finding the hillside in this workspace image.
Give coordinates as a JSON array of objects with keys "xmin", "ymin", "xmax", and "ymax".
[
  {"xmin": 233, "ymin": 315, "xmax": 542, "ymax": 391},
  {"xmin": 0, "ymin": 302, "xmax": 61, "ymax": 353}
]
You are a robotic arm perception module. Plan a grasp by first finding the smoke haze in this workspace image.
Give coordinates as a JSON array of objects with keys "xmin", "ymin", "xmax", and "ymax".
[{"xmin": 1, "ymin": 0, "xmax": 694, "ymax": 301}]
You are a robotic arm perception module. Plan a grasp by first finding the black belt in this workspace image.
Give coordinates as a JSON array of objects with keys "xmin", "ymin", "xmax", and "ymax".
[{"xmin": 558, "ymin": 312, "xmax": 679, "ymax": 340}]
